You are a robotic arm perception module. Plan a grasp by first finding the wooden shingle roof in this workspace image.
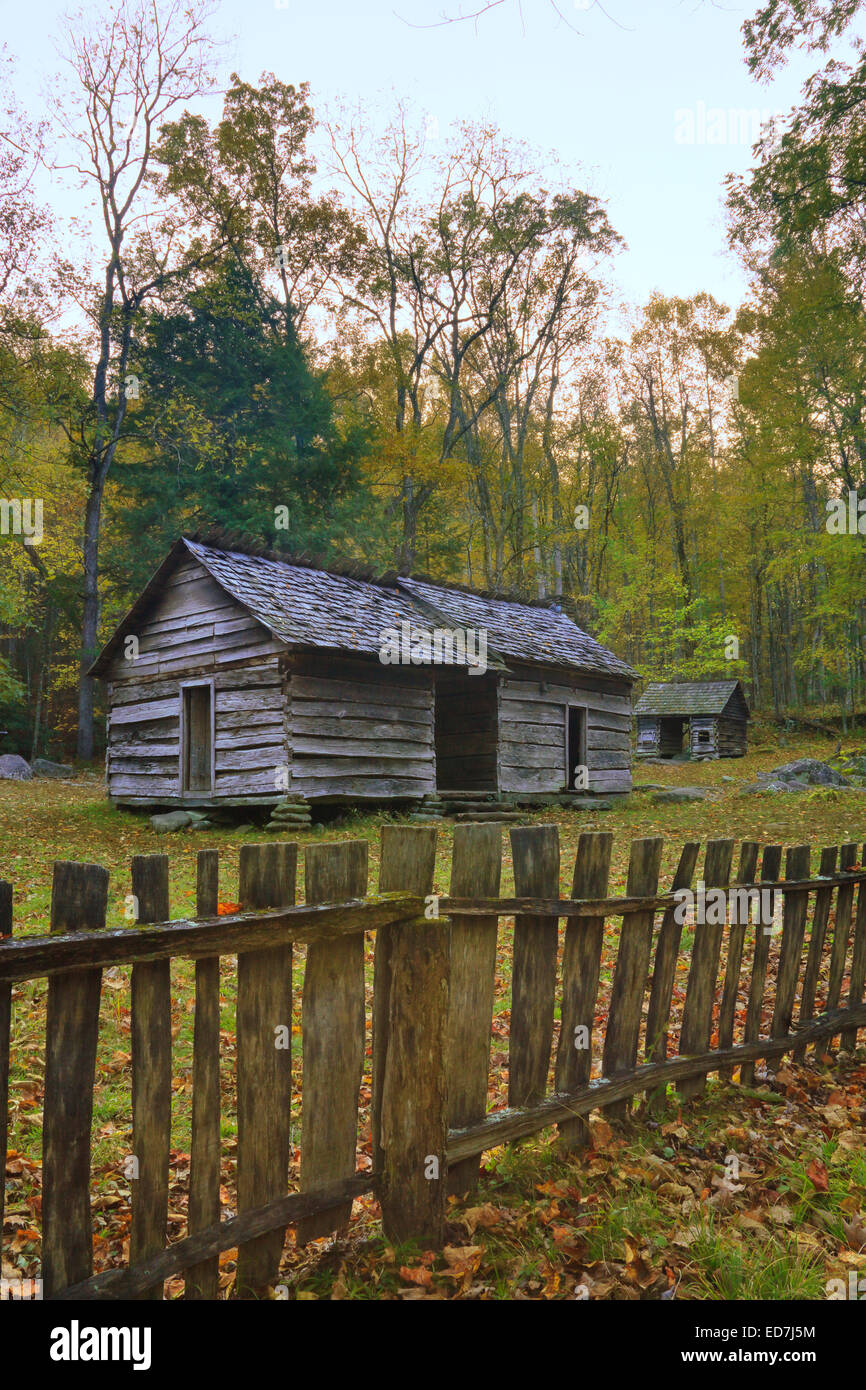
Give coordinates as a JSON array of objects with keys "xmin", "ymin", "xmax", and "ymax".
[
  {"xmin": 397, "ymin": 576, "xmax": 636, "ymax": 680},
  {"xmin": 90, "ymin": 538, "xmax": 635, "ymax": 681},
  {"xmin": 634, "ymin": 680, "xmax": 748, "ymax": 717}
]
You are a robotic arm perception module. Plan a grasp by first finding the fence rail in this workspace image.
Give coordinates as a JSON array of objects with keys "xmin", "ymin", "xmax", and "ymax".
[{"xmin": 1, "ymin": 825, "xmax": 865, "ymax": 1300}]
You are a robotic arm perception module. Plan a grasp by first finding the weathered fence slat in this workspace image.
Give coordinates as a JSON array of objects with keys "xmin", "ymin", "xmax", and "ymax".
[
  {"xmin": 298, "ymin": 840, "xmax": 368, "ymax": 1243},
  {"xmin": 41, "ymin": 863, "xmax": 109, "ymax": 1296},
  {"xmin": 129, "ymin": 854, "xmax": 172, "ymax": 1301},
  {"xmin": 447, "ymin": 823, "xmax": 501, "ymax": 1195},
  {"xmin": 447, "ymin": 1003, "xmax": 866, "ymax": 1164},
  {"xmin": 718, "ymin": 841, "xmax": 760, "ymax": 1080},
  {"xmin": 236, "ymin": 842, "xmax": 296, "ymax": 1295},
  {"xmin": 57, "ymin": 1175, "xmax": 374, "ymax": 1302},
  {"xmin": 842, "ymin": 843, "xmax": 866, "ymax": 1051},
  {"xmin": 555, "ymin": 831, "xmax": 612, "ymax": 1149},
  {"xmin": 509, "ymin": 826, "xmax": 560, "ymax": 1109},
  {"xmin": 602, "ymin": 836, "xmax": 663, "ymax": 1119},
  {"xmin": 770, "ymin": 845, "xmax": 811, "ymax": 1039},
  {"xmin": 185, "ymin": 849, "xmax": 221, "ymax": 1300},
  {"xmin": 0, "ymin": 897, "xmax": 420, "ymax": 984},
  {"xmin": 0, "ymin": 880, "xmax": 11, "ymax": 1243},
  {"xmin": 740, "ymin": 844, "xmax": 783, "ymax": 1087},
  {"xmin": 372, "ymin": 825, "xmax": 437, "ymax": 1174},
  {"xmin": 794, "ymin": 846, "xmax": 838, "ymax": 1062},
  {"xmin": 826, "ymin": 843, "xmax": 859, "ymax": 1033},
  {"xmin": 645, "ymin": 841, "xmax": 700, "ymax": 1110},
  {"xmin": 677, "ymin": 839, "xmax": 735, "ymax": 1100},
  {"xmin": 376, "ymin": 826, "xmax": 448, "ymax": 1246}
]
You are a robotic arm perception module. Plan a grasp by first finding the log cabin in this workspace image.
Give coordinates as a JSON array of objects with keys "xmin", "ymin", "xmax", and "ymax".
[
  {"xmin": 89, "ymin": 538, "xmax": 637, "ymax": 810},
  {"xmin": 634, "ymin": 680, "xmax": 749, "ymax": 760}
]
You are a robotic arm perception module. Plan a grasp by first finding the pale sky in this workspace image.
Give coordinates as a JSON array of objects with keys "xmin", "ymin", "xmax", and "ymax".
[{"xmin": 3, "ymin": 0, "xmax": 861, "ymax": 314}]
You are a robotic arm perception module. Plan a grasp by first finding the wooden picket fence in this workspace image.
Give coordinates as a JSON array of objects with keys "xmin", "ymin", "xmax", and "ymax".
[{"xmin": 1, "ymin": 825, "xmax": 866, "ymax": 1301}]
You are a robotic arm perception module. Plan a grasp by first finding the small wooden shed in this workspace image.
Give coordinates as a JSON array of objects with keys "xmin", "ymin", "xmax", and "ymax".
[
  {"xmin": 634, "ymin": 680, "xmax": 749, "ymax": 760},
  {"xmin": 90, "ymin": 538, "xmax": 636, "ymax": 808}
]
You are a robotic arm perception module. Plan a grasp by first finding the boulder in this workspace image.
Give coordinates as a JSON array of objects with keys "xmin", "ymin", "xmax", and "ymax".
[
  {"xmin": 759, "ymin": 759, "xmax": 850, "ymax": 788},
  {"xmin": 150, "ymin": 810, "xmax": 193, "ymax": 833},
  {"xmin": 650, "ymin": 786, "xmax": 711, "ymax": 804},
  {"xmin": 31, "ymin": 757, "xmax": 74, "ymax": 779},
  {"xmin": 0, "ymin": 754, "xmax": 32, "ymax": 780}
]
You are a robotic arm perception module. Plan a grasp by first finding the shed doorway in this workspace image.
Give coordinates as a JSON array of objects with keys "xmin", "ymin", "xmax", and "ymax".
[{"xmin": 659, "ymin": 716, "xmax": 686, "ymax": 758}]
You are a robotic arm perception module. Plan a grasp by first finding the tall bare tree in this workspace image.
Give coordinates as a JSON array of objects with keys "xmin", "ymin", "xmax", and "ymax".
[{"xmin": 53, "ymin": 0, "xmax": 218, "ymax": 759}]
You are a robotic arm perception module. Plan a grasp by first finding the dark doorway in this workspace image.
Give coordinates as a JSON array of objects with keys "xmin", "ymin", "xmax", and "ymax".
[
  {"xmin": 567, "ymin": 705, "xmax": 587, "ymax": 790},
  {"xmin": 182, "ymin": 683, "xmax": 213, "ymax": 793},
  {"xmin": 434, "ymin": 673, "xmax": 498, "ymax": 791},
  {"xmin": 659, "ymin": 716, "xmax": 686, "ymax": 757}
]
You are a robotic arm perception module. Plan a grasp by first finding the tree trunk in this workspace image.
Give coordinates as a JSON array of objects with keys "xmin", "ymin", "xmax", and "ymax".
[{"xmin": 76, "ymin": 482, "xmax": 105, "ymax": 761}]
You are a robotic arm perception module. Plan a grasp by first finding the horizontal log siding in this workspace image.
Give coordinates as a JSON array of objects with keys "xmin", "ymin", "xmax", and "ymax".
[
  {"xmin": 288, "ymin": 662, "xmax": 435, "ymax": 800},
  {"xmin": 106, "ymin": 562, "xmax": 289, "ymax": 806},
  {"xmin": 498, "ymin": 666, "xmax": 633, "ymax": 795},
  {"xmin": 104, "ymin": 560, "xmax": 283, "ymax": 684}
]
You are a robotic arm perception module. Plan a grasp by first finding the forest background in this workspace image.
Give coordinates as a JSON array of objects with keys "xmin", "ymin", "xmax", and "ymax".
[{"xmin": 2, "ymin": 0, "xmax": 865, "ymax": 761}]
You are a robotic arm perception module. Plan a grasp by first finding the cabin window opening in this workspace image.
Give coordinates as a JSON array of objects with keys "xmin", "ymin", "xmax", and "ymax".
[
  {"xmin": 697, "ymin": 728, "xmax": 711, "ymax": 745},
  {"xmin": 182, "ymin": 683, "xmax": 213, "ymax": 793},
  {"xmin": 567, "ymin": 705, "xmax": 587, "ymax": 790}
]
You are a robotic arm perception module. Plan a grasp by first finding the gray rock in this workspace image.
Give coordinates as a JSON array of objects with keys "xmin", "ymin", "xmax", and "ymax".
[
  {"xmin": 190, "ymin": 820, "xmax": 215, "ymax": 831},
  {"xmin": 759, "ymin": 759, "xmax": 850, "ymax": 788},
  {"xmin": 650, "ymin": 786, "xmax": 711, "ymax": 804},
  {"xmin": 183, "ymin": 809, "xmax": 210, "ymax": 823},
  {"xmin": 632, "ymin": 783, "xmax": 665, "ymax": 793},
  {"xmin": 31, "ymin": 757, "xmax": 74, "ymax": 779},
  {"xmin": 150, "ymin": 810, "xmax": 193, "ymax": 832},
  {"xmin": 0, "ymin": 754, "xmax": 32, "ymax": 780},
  {"xmin": 739, "ymin": 778, "xmax": 805, "ymax": 796}
]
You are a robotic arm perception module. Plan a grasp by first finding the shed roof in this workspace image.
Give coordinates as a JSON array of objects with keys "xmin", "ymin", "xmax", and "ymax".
[
  {"xmin": 634, "ymin": 680, "xmax": 748, "ymax": 717},
  {"xmin": 90, "ymin": 538, "xmax": 635, "ymax": 681},
  {"xmin": 397, "ymin": 575, "xmax": 636, "ymax": 680}
]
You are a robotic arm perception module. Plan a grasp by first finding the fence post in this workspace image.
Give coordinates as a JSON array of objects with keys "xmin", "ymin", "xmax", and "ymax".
[
  {"xmin": 297, "ymin": 840, "xmax": 368, "ymax": 1244},
  {"xmin": 843, "ymin": 841, "xmax": 866, "ymax": 1052},
  {"xmin": 509, "ymin": 826, "xmax": 560, "ymax": 1110},
  {"xmin": 185, "ymin": 848, "xmax": 221, "ymax": 1300},
  {"xmin": 40, "ymin": 863, "xmax": 110, "ymax": 1297},
  {"xmin": 741, "ymin": 844, "xmax": 783, "ymax": 1087},
  {"xmin": 0, "ymin": 880, "xmax": 11, "ymax": 1247},
  {"xmin": 555, "ymin": 831, "xmax": 612, "ymax": 1149},
  {"xmin": 376, "ymin": 826, "xmax": 448, "ymax": 1247},
  {"xmin": 677, "ymin": 839, "xmax": 734, "ymax": 1101},
  {"xmin": 129, "ymin": 853, "xmax": 171, "ymax": 1301},
  {"xmin": 645, "ymin": 841, "xmax": 700, "ymax": 1111},
  {"xmin": 795, "ymin": 845, "xmax": 838, "ymax": 1062},
  {"xmin": 602, "ymin": 837, "xmax": 663, "ymax": 1121},
  {"xmin": 236, "ymin": 841, "xmax": 297, "ymax": 1297},
  {"xmin": 718, "ymin": 841, "xmax": 760, "ymax": 1079},
  {"xmin": 447, "ymin": 823, "xmax": 501, "ymax": 1196},
  {"xmin": 826, "ymin": 843, "xmax": 859, "ymax": 1047},
  {"xmin": 771, "ymin": 845, "xmax": 811, "ymax": 1039}
]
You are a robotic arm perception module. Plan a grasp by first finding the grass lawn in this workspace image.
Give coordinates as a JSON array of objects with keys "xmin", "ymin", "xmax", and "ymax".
[{"xmin": 2, "ymin": 729, "xmax": 865, "ymax": 1299}]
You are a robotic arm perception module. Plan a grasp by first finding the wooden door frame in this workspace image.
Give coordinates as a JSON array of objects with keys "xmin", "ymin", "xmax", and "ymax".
[
  {"xmin": 179, "ymin": 677, "xmax": 215, "ymax": 797},
  {"xmin": 564, "ymin": 702, "xmax": 589, "ymax": 790}
]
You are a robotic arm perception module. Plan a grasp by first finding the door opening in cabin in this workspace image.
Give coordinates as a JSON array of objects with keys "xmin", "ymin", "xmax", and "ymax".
[
  {"xmin": 567, "ymin": 705, "xmax": 587, "ymax": 790},
  {"xmin": 182, "ymin": 684, "xmax": 213, "ymax": 793}
]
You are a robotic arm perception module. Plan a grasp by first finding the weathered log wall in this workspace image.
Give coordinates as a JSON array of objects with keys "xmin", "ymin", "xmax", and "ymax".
[{"xmin": 497, "ymin": 665, "xmax": 633, "ymax": 795}]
